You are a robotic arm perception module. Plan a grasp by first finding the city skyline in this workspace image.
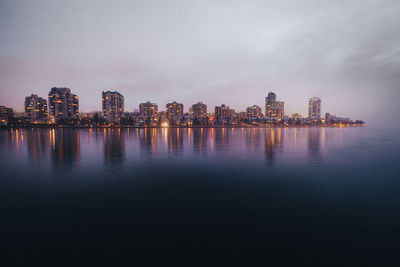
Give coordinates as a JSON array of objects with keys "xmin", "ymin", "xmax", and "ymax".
[
  {"xmin": 0, "ymin": 87, "xmax": 363, "ymax": 127},
  {"xmin": 10, "ymin": 87, "xmax": 348, "ymax": 120},
  {"xmin": 1, "ymin": 87, "xmax": 361, "ymax": 119},
  {"xmin": 1, "ymin": 0, "xmax": 399, "ymax": 126},
  {"xmin": 2, "ymin": 1, "xmax": 399, "ymax": 256}
]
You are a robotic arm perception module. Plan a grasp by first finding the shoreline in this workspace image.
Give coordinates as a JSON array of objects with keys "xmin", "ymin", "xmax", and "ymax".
[{"xmin": 0, "ymin": 125, "xmax": 365, "ymax": 129}]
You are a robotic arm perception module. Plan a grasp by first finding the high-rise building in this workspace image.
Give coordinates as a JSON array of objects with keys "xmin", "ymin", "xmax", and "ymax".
[
  {"xmin": 48, "ymin": 87, "xmax": 79, "ymax": 121},
  {"xmin": 238, "ymin": 111, "xmax": 248, "ymax": 121},
  {"xmin": 265, "ymin": 92, "xmax": 276, "ymax": 117},
  {"xmin": 25, "ymin": 94, "xmax": 48, "ymax": 120},
  {"xmin": 308, "ymin": 97, "xmax": 321, "ymax": 120},
  {"xmin": 246, "ymin": 105, "xmax": 263, "ymax": 119},
  {"xmin": 166, "ymin": 101, "xmax": 184, "ymax": 119},
  {"xmin": 139, "ymin": 101, "xmax": 158, "ymax": 118},
  {"xmin": 265, "ymin": 92, "xmax": 284, "ymax": 118},
  {"xmin": 275, "ymin": 102, "xmax": 284, "ymax": 118},
  {"xmin": 215, "ymin": 104, "xmax": 232, "ymax": 121},
  {"xmin": 325, "ymin": 113, "xmax": 332, "ymax": 124},
  {"xmin": 102, "ymin": 91, "xmax": 124, "ymax": 123},
  {"xmin": 0, "ymin": 106, "xmax": 13, "ymax": 123},
  {"xmin": 190, "ymin": 102, "xmax": 207, "ymax": 119}
]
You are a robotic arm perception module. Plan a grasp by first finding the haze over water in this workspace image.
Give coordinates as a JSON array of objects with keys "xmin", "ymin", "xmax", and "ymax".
[{"xmin": 1, "ymin": 127, "xmax": 399, "ymax": 259}]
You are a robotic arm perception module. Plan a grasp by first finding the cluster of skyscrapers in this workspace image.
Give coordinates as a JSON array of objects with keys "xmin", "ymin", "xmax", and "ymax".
[
  {"xmin": 22, "ymin": 88, "xmax": 79, "ymax": 123},
  {"xmin": 0, "ymin": 88, "xmax": 362, "ymax": 127}
]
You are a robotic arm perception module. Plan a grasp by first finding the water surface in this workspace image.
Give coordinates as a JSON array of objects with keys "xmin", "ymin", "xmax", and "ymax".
[{"xmin": 0, "ymin": 127, "xmax": 399, "ymax": 257}]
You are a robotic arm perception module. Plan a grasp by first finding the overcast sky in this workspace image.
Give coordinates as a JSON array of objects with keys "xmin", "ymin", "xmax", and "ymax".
[{"xmin": 1, "ymin": 0, "xmax": 399, "ymax": 125}]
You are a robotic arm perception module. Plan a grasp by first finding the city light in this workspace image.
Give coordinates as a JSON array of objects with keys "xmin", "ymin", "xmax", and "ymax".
[{"xmin": 0, "ymin": 90, "xmax": 365, "ymax": 128}]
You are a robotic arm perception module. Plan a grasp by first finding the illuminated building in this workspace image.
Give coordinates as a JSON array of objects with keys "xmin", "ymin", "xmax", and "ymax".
[
  {"xmin": 215, "ymin": 104, "xmax": 232, "ymax": 123},
  {"xmin": 102, "ymin": 91, "xmax": 124, "ymax": 123},
  {"xmin": 265, "ymin": 92, "xmax": 276, "ymax": 116},
  {"xmin": 325, "ymin": 113, "xmax": 350, "ymax": 125},
  {"xmin": 246, "ymin": 105, "xmax": 263, "ymax": 119},
  {"xmin": 265, "ymin": 92, "xmax": 284, "ymax": 118},
  {"xmin": 25, "ymin": 94, "xmax": 48, "ymax": 120},
  {"xmin": 166, "ymin": 101, "xmax": 184, "ymax": 119},
  {"xmin": 190, "ymin": 102, "xmax": 207, "ymax": 119},
  {"xmin": 275, "ymin": 102, "xmax": 284, "ymax": 118},
  {"xmin": 325, "ymin": 113, "xmax": 332, "ymax": 124},
  {"xmin": 0, "ymin": 106, "xmax": 13, "ymax": 124},
  {"xmin": 238, "ymin": 111, "xmax": 248, "ymax": 121},
  {"xmin": 139, "ymin": 101, "xmax": 158, "ymax": 118},
  {"xmin": 48, "ymin": 87, "xmax": 79, "ymax": 121},
  {"xmin": 308, "ymin": 97, "xmax": 321, "ymax": 120}
]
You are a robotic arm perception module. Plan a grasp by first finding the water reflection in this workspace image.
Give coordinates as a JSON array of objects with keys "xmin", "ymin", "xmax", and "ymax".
[
  {"xmin": 245, "ymin": 128, "xmax": 262, "ymax": 153},
  {"xmin": 50, "ymin": 129, "xmax": 80, "ymax": 170},
  {"xmin": 192, "ymin": 128, "xmax": 208, "ymax": 156},
  {"xmin": 139, "ymin": 128, "xmax": 159, "ymax": 157},
  {"xmin": 9, "ymin": 128, "xmax": 25, "ymax": 152},
  {"xmin": 26, "ymin": 129, "xmax": 49, "ymax": 166},
  {"xmin": 307, "ymin": 128, "xmax": 323, "ymax": 165},
  {"xmin": 104, "ymin": 128, "xmax": 125, "ymax": 164},
  {"xmin": 214, "ymin": 128, "xmax": 231, "ymax": 154},
  {"xmin": 265, "ymin": 128, "xmax": 283, "ymax": 166},
  {"xmin": 167, "ymin": 128, "xmax": 184, "ymax": 156},
  {"xmin": 0, "ymin": 127, "xmax": 338, "ymax": 170}
]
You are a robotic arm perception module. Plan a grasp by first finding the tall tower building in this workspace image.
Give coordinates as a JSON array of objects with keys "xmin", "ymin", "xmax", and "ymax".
[
  {"xmin": 265, "ymin": 92, "xmax": 276, "ymax": 117},
  {"xmin": 265, "ymin": 91, "xmax": 284, "ymax": 118},
  {"xmin": 308, "ymin": 97, "xmax": 321, "ymax": 120},
  {"xmin": 102, "ymin": 91, "xmax": 124, "ymax": 123},
  {"xmin": 166, "ymin": 101, "xmax": 184, "ymax": 119},
  {"xmin": 48, "ymin": 87, "xmax": 79, "ymax": 121},
  {"xmin": 190, "ymin": 102, "xmax": 207, "ymax": 119},
  {"xmin": 275, "ymin": 101, "xmax": 284, "ymax": 118},
  {"xmin": 139, "ymin": 101, "xmax": 158, "ymax": 118},
  {"xmin": 25, "ymin": 94, "xmax": 48, "ymax": 120}
]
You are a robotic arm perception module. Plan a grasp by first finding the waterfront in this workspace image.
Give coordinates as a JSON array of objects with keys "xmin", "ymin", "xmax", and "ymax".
[{"xmin": 0, "ymin": 127, "xmax": 399, "ymax": 257}]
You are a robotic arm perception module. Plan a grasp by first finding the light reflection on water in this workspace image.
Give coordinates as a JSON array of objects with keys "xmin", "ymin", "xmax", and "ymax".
[
  {"xmin": 0, "ymin": 128, "xmax": 394, "ymax": 179},
  {"xmin": 0, "ymin": 128, "xmax": 398, "ymax": 181},
  {"xmin": 0, "ymin": 127, "xmax": 383, "ymax": 174},
  {"xmin": 2, "ymin": 128, "xmax": 336, "ymax": 168},
  {"xmin": 1, "ymin": 127, "xmax": 400, "ymax": 253}
]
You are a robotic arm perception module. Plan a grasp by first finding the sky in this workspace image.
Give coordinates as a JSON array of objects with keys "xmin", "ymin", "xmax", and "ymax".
[{"xmin": 1, "ymin": 0, "xmax": 399, "ymax": 125}]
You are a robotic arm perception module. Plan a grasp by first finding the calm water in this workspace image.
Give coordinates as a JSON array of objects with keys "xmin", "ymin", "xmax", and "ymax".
[{"xmin": 0, "ymin": 127, "xmax": 399, "ymax": 255}]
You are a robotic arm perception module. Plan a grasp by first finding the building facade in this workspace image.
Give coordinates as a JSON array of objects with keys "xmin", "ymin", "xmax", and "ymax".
[
  {"xmin": 291, "ymin": 113, "xmax": 302, "ymax": 120},
  {"xmin": 102, "ymin": 91, "xmax": 124, "ymax": 123},
  {"xmin": 166, "ymin": 101, "xmax": 184, "ymax": 119},
  {"xmin": 48, "ymin": 87, "xmax": 79, "ymax": 121},
  {"xmin": 0, "ymin": 106, "xmax": 13, "ymax": 124},
  {"xmin": 265, "ymin": 92, "xmax": 284, "ymax": 118},
  {"xmin": 308, "ymin": 97, "xmax": 321, "ymax": 120},
  {"xmin": 190, "ymin": 102, "xmax": 207, "ymax": 119},
  {"xmin": 25, "ymin": 94, "xmax": 48, "ymax": 120},
  {"xmin": 139, "ymin": 101, "xmax": 158, "ymax": 118},
  {"xmin": 246, "ymin": 105, "xmax": 263, "ymax": 119},
  {"xmin": 238, "ymin": 111, "xmax": 248, "ymax": 122},
  {"xmin": 215, "ymin": 104, "xmax": 232, "ymax": 122}
]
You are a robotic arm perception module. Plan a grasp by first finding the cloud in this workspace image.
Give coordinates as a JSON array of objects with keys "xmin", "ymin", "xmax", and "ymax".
[{"xmin": 0, "ymin": 0, "xmax": 399, "ymax": 125}]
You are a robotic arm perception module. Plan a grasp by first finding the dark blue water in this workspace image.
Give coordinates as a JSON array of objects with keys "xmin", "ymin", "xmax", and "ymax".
[{"xmin": 0, "ymin": 127, "xmax": 399, "ymax": 258}]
